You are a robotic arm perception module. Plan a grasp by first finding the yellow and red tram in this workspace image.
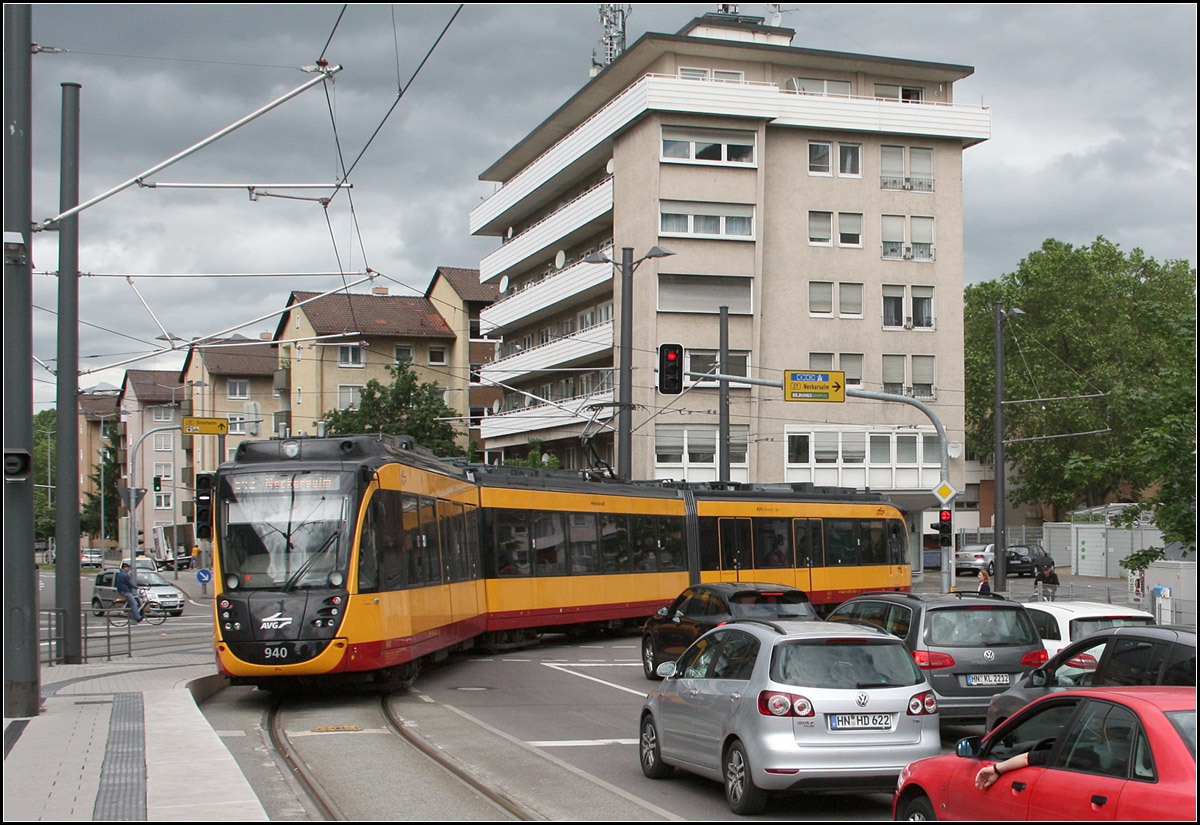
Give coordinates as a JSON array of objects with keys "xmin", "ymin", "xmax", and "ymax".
[{"xmin": 210, "ymin": 434, "xmax": 910, "ymax": 689}]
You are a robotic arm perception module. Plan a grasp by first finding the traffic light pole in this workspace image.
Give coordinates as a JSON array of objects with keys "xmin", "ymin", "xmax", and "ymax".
[{"xmin": 126, "ymin": 425, "xmax": 179, "ymax": 569}]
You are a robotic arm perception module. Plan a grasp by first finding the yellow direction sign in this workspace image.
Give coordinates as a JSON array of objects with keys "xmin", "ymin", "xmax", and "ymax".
[
  {"xmin": 182, "ymin": 416, "xmax": 229, "ymax": 435},
  {"xmin": 784, "ymin": 370, "xmax": 846, "ymax": 403}
]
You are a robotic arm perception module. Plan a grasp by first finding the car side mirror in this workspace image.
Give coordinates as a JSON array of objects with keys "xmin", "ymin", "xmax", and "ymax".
[
  {"xmin": 656, "ymin": 661, "xmax": 677, "ymax": 679},
  {"xmin": 1030, "ymin": 668, "xmax": 1048, "ymax": 688},
  {"xmin": 956, "ymin": 736, "xmax": 982, "ymax": 758}
]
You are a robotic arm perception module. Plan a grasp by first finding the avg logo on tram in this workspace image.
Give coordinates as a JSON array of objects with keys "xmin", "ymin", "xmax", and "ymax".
[{"xmin": 658, "ymin": 343, "xmax": 684, "ymax": 394}]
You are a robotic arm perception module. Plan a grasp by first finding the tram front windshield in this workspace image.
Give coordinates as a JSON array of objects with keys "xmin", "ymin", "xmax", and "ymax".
[{"xmin": 218, "ymin": 470, "xmax": 354, "ymax": 590}]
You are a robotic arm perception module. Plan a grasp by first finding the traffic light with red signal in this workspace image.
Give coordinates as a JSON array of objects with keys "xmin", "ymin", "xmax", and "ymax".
[{"xmin": 658, "ymin": 343, "xmax": 684, "ymax": 394}]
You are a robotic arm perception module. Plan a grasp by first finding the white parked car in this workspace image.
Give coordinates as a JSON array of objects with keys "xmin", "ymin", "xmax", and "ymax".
[{"xmin": 1023, "ymin": 601, "xmax": 1155, "ymax": 657}]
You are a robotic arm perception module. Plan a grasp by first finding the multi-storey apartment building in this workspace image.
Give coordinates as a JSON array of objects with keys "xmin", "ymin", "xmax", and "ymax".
[
  {"xmin": 272, "ymin": 287, "xmax": 468, "ymax": 447},
  {"xmin": 78, "ymin": 389, "xmax": 121, "ymax": 546},
  {"xmin": 473, "ymin": 12, "xmax": 988, "ymax": 525}
]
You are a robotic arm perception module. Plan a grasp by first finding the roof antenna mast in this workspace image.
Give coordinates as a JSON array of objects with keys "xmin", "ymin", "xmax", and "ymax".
[{"xmin": 591, "ymin": 4, "xmax": 632, "ymax": 77}]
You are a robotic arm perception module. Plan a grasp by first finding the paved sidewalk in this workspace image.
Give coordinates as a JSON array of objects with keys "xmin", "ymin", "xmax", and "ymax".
[{"xmin": 2, "ymin": 572, "xmax": 267, "ymax": 822}]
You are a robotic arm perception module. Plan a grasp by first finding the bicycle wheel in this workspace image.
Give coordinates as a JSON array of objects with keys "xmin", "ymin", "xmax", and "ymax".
[
  {"xmin": 142, "ymin": 601, "xmax": 167, "ymax": 626},
  {"xmin": 108, "ymin": 601, "xmax": 130, "ymax": 628}
]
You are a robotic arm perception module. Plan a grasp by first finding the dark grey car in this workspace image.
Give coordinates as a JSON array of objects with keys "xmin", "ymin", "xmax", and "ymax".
[
  {"xmin": 984, "ymin": 624, "xmax": 1197, "ymax": 731},
  {"xmin": 827, "ymin": 592, "xmax": 1047, "ymax": 724}
]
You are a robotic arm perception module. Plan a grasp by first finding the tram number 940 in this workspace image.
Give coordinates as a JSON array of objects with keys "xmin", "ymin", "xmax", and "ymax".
[{"xmin": 264, "ymin": 646, "xmax": 289, "ymax": 660}]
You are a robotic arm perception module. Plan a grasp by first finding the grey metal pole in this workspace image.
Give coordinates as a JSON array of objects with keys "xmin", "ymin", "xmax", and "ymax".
[
  {"xmin": 718, "ymin": 305, "xmax": 730, "ymax": 483},
  {"xmin": 4, "ymin": 2, "xmax": 40, "ymax": 718},
  {"xmin": 994, "ymin": 302, "xmax": 1008, "ymax": 591},
  {"xmin": 617, "ymin": 246, "xmax": 634, "ymax": 481},
  {"xmin": 56, "ymin": 81, "xmax": 83, "ymax": 662}
]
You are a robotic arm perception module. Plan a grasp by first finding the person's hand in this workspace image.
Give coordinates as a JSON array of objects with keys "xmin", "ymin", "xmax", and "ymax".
[{"xmin": 975, "ymin": 763, "xmax": 1001, "ymax": 790}]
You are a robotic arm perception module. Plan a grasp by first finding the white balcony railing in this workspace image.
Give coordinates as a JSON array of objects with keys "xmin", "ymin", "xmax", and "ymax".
[
  {"xmin": 480, "ymin": 319, "xmax": 613, "ymax": 385},
  {"xmin": 471, "ymin": 73, "xmax": 990, "ymax": 237},
  {"xmin": 480, "ymin": 255, "xmax": 613, "ymax": 336},
  {"xmin": 480, "ymin": 389, "xmax": 615, "ymax": 439}
]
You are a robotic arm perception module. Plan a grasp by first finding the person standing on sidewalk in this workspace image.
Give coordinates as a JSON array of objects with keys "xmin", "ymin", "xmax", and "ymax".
[{"xmin": 115, "ymin": 562, "xmax": 143, "ymax": 623}]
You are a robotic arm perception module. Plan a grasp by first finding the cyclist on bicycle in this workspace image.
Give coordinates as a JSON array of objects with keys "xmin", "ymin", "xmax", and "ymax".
[{"xmin": 115, "ymin": 562, "xmax": 142, "ymax": 623}]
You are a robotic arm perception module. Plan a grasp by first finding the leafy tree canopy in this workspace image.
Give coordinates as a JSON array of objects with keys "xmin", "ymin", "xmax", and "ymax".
[
  {"xmin": 319, "ymin": 362, "xmax": 466, "ymax": 457},
  {"xmin": 964, "ymin": 237, "xmax": 1195, "ymax": 549}
]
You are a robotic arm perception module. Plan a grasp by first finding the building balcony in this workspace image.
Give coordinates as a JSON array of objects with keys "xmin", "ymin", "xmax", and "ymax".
[
  {"xmin": 478, "ymin": 178, "xmax": 613, "ymax": 284},
  {"xmin": 471, "ymin": 73, "xmax": 989, "ymax": 237},
  {"xmin": 480, "ymin": 389, "xmax": 615, "ymax": 439},
  {"xmin": 480, "ymin": 256, "xmax": 613, "ymax": 336},
  {"xmin": 480, "ymin": 320, "xmax": 613, "ymax": 385}
]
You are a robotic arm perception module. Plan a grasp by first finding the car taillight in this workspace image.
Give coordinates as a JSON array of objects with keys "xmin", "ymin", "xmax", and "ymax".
[
  {"xmin": 758, "ymin": 690, "xmax": 814, "ymax": 717},
  {"xmin": 1021, "ymin": 648, "xmax": 1049, "ymax": 668},
  {"xmin": 907, "ymin": 690, "xmax": 938, "ymax": 715},
  {"xmin": 1066, "ymin": 652, "xmax": 1098, "ymax": 669},
  {"xmin": 912, "ymin": 650, "xmax": 956, "ymax": 669}
]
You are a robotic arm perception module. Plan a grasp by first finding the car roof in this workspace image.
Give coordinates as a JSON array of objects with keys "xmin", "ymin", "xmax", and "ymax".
[
  {"xmin": 840, "ymin": 591, "xmax": 1022, "ymax": 609},
  {"xmin": 1025, "ymin": 601, "xmax": 1154, "ymax": 620},
  {"xmin": 695, "ymin": 582, "xmax": 808, "ymax": 596},
  {"xmin": 1031, "ymin": 686, "xmax": 1197, "ymax": 714},
  {"xmin": 1058, "ymin": 624, "xmax": 1196, "ymax": 645},
  {"xmin": 728, "ymin": 618, "xmax": 892, "ymax": 641}
]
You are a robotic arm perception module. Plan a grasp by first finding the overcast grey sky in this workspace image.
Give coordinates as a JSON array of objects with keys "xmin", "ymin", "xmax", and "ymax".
[{"xmin": 25, "ymin": 3, "xmax": 1198, "ymax": 412}]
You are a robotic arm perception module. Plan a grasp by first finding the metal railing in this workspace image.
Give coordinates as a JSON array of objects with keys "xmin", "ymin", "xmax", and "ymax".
[{"xmin": 39, "ymin": 604, "xmax": 134, "ymax": 665}]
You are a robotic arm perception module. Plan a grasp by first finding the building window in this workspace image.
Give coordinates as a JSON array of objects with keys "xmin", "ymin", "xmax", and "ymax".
[
  {"xmin": 428, "ymin": 346, "xmax": 447, "ymax": 366},
  {"xmin": 394, "ymin": 345, "xmax": 413, "ymax": 364},
  {"xmin": 154, "ymin": 493, "xmax": 173, "ymax": 510},
  {"xmin": 875, "ymin": 83, "xmax": 924, "ymax": 102},
  {"xmin": 808, "ymin": 141, "xmax": 831, "ymax": 175},
  {"xmin": 840, "ymin": 353, "xmax": 863, "ymax": 386},
  {"xmin": 662, "ymin": 127, "xmax": 755, "ymax": 165},
  {"xmin": 911, "ymin": 217, "xmax": 934, "ymax": 261},
  {"xmin": 838, "ymin": 212, "xmax": 862, "ymax": 247},
  {"xmin": 808, "ymin": 211, "xmax": 832, "ymax": 245},
  {"xmin": 227, "ymin": 378, "xmax": 249, "ymax": 399},
  {"xmin": 658, "ymin": 274, "xmax": 752, "ymax": 314},
  {"xmin": 809, "ymin": 281, "xmax": 834, "ymax": 317},
  {"xmin": 787, "ymin": 429, "xmax": 941, "ymax": 470},
  {"xmin": 153, "ymin": 461, "xmax": 173, "ymax": 481},
  {"xmin": 153, "ymin": 406, "xmax": 173, "ymax": 422},
  {"xmin": 790, "ymin": 77, "xmax": 851, "ymax": 96},
  {"xmin": 809, "ymin": 352, "xmax": 834, "ymax": 371},
  {"xmin": 881, "ymin": 354, "xmax": 935, "ymax": 397},
  {"xmin": 912, "ymin": 355, "xmax": 936, "ymax": 399},
  {"xmin": 228, "ymin": 414, "xmax": 246, "ymax": 435},
  {"xmin": 883, "ymin": 354, "xmax": 907, "ymax": 395},
  {"xmin": 655, "ymin": 424, "xmax": 749, "ymax": 467},
  {"xmin": 660, "ymin": 201, "xmax": 754, "ymax": 240},
  {"xmin": 686, "ymin": 350, "xmax": 749, "ymax": 385},
  {"xmin": 881, "ymin": 216, "xmax": 935, "ymax": 261},
  {"xmin": 839, "ymin": 143, "xmax": 862, "ymax": 177},
  {"xmin": 883, "ymin": 284, "xmax": 905, "ymax": 328},
  {"xmin": 153, "ymin": 432, "xmax": 172, "ymax": 452},
  {"xmin": 883, "ymin": 284, "xmax": 936, "ymax": 330},
  {"xmin": 912, "ymin": 286, "xmax": 935, "ymax": 328},
  {"xmin": 882, "ymin": 145, "xmax": 935, "ymax": 192},
  {"xmin": 337, "ymin": 385, "xmax": 363, "ymax": 410},
  {"xmin": 338, "ymin": 345, "xmax": 363, "ymax": 368},
  {"xmin": 839, "ymin": 282, "xmax": 863, "ymax": 317},
  {"xmin": 678, "ymin": 66, "xmax": 744, "ymax": 82}
]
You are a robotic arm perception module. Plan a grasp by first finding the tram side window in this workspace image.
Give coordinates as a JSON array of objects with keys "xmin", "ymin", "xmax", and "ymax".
[
  {"xmin": 568, "ymin": 513, "xmax": 601, "ymax": 574},
  {"xmin": 631, "ymin": 515, "xmax": 659, "ymax": 571},
  {"xmin": 357, "ymin": 493, "xmax": 382, "ymax": 593},
  {"xmin": 441, "ymin": 502, "xmax": 467, "ymax": 583},
  {"xmin": 794, "ymin": 519, "xmax": 823, "ymax": 567},
  {"xmin": 600, "ymin": 513, "xmax": 630, "ymax": 573},
  {"xmin": 825, "ymin": 519, "xmax": 859, "ymax": 566},
  {"xmin": 465, "ymin": 505, "xmax": 481, "ymax": 580},
  {"xmin": 754, "ymin": 517, "xmax": 793, "ymax": 569},
  {"xmin": 495, "ymin": 509, "xmax": 531, "ymax": 577},
  {"xmin": 534, "ymin": 512, "xmax": 566, "ymax": 576},
  {"xmin": 860, "ymin": 519, "xmax": 888, "ymax": 565},
  {"xmin": 409, "ymin": 495, "xmax": 441, "ymax": 586},
  {"xmin": 720, "ymin": 517, "xmax": 753, "ymax": 573},
  {"xmin": 659, "ymin": 515, "xmax": 686, "ymax": 571},
  {"xmin": 888, "ymin": 519, "xmax": 908, "ymax": 566}
]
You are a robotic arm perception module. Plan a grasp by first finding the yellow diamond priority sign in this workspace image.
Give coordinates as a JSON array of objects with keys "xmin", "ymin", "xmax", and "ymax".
[
  {"xmin": 182, "ymin": 416, "xmax": 229, "ymax": 435},
  {"xmin": 933, "ymin": 480, "xmax": 957, "ymax": 505}
]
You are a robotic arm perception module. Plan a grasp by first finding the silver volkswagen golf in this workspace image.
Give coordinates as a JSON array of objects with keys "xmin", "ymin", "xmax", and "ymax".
[{"xmin": 638, "ymin": 620, "xmax": 941, "ymax": 815}]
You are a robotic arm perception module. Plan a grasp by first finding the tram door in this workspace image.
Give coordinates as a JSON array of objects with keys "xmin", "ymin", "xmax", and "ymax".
[
  {"xmin": 717, "ymin": 518, "xmax": 752, "ymax": 582},
  {"xmin": 793, "ymin": 519, "xmax": 821, "ymax": 595}
]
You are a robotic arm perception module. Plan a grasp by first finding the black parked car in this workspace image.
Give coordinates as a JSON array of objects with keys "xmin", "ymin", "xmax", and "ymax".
[
  {"xmin": 641, "ymin": 582, "xmax": 816, "ymax": 679},
  {"xmin": 1002, "ymin": 544, "xmax": 1052, "ymax": 576}
]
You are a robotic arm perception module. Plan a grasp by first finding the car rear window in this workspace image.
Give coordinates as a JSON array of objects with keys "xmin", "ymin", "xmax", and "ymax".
[
  {"xmin": 771, "ymin": 639, "xmax": 922, "ymax": 689},
  {"xmin": 1166, "ymin": 710, "xmax": 1196, "ymax": 758},
  {"xmin": 925, "ymin": 607, "xmax": 1039, "ymax": 647},
  {"xmin": 729, "ymin": 591, "xmax": 816, "ymax": 620},
  {"xmin": 1070, "ymin": 616, "xmax": 1154, "ymax": 639}
]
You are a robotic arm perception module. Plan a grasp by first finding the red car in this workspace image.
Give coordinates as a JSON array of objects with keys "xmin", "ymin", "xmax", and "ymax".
[{"xmin": 894, "ymin": 687, "xmax": 1196, "ymax": 820}]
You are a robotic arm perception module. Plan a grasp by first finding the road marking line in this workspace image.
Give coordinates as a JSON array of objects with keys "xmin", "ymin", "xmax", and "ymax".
[{"xmin": 540, "ymin": 662, "xmax": 648, "ymax": 697}]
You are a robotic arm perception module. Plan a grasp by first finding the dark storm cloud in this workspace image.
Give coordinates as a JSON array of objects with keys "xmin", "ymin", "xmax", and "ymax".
[{"xmin": 24, "ymin": 3, "xmax": 1198, "ymax": 409}]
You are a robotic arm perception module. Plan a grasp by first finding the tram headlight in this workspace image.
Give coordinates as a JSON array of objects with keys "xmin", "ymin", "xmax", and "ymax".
[
  {"xmin": 225, "ymin": 574, "xmax": 240, "ymax": 590},
  {"xmin": 328, "ymin": 571, "xmax": 344, "ymax": 587}
]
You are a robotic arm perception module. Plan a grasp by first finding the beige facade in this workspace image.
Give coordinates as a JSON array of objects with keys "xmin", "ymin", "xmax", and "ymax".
[{"xmin": 474, "ymin": 12, "xmax": 987, "ymax": 503}]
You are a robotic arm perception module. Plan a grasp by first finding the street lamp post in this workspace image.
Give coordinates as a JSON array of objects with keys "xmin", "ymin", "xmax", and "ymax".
[
  {"xmin": 136, "ymin": 380, "xmax": 205, "ymax": 559},
  {"xmin": 584, "ymin": 246, "xmax": 674, "ymax": 480},
  {"xmin": 994, "ymin": 302, "xmax": 1025, "ymax": 592}
]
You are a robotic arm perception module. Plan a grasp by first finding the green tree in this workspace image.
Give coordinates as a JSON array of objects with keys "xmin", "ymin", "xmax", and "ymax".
[
  {"xmin": 503, "ymin": 438, "xmax": 561, "ymax": 469},
  {"xmin": 965, "ymin": 237, "xmax": 1196, "ymax": 532},
  {"xmin": 32, "ymin": 409, "xmax": 56, "ymax": 542},
  {"xmin": 319, "ymin": 362, "xmax": 466, "ymax": 457},
  {"xmin": 81, "ymin": 425, "xmax": 122, "ymax": 543}
]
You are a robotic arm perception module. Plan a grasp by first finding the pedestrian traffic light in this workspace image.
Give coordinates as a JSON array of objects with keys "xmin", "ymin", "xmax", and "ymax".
[
  {"xmin": 195, "ymin": 473, "xmax": 214, "ymax": 540},
  {"xmin": 153, "ymin": 475, "xmax": 162, "ymax": 492},
  {"xmin": 937, "ymin": 508, "xmax": 953, "ymax": 548},
  {"xmin": 658, "ymin": 343, "xmax": 684, "ymax": 394}
]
